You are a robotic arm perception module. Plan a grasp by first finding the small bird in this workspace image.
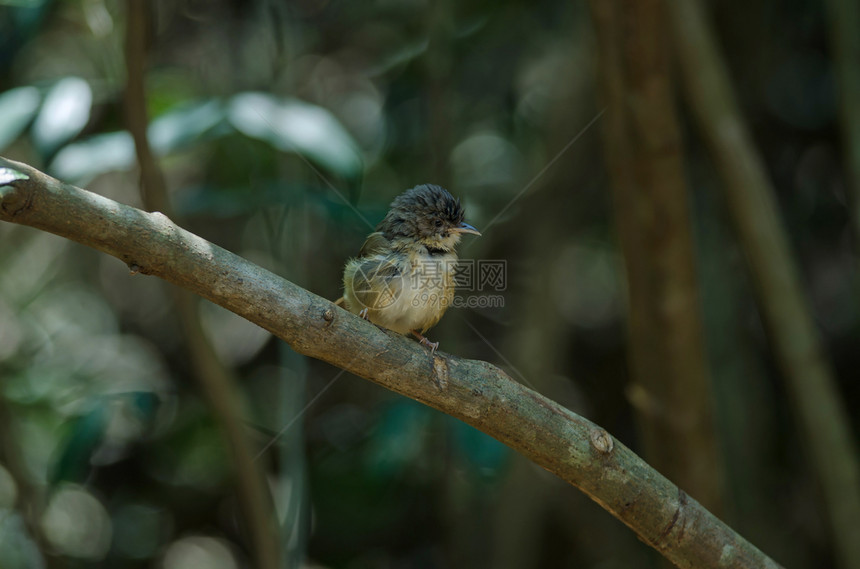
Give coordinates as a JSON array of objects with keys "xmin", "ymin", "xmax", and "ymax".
[{"xmin": 336, "ymin": 184, "xmax": 480, "ymax": 353}]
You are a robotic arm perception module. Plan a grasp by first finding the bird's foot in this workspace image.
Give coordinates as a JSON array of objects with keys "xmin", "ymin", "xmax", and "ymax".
[
  {"xmin": 411, "ymin": 330, "xmax": 439, "ymax": 354},
  {"xmin": 358, "ymin": 307, "xmax": 370, "ymax": 320}
]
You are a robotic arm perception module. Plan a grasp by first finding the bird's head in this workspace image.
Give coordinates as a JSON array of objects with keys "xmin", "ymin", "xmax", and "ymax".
[{"xmin": 378, "ymin": 184, "xmax": 480, "ymax": 253}]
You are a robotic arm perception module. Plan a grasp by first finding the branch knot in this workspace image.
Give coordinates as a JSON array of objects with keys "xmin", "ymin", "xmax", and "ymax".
[{"xmin": 590, "ymin": 428, "xmax": 614, "ymax": 454}]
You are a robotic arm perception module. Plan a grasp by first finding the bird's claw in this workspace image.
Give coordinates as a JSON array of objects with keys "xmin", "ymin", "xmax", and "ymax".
[
  {"xmin": 420, "ymin": 337, "xmax": 440, "ymax": 354},
  {"xmin": 358, "ymin": 307, "xmax": 370, "ymax": 320},
  {"xmin": 411, "ymin": 330, "xmax": 439, "ymax": 354}
]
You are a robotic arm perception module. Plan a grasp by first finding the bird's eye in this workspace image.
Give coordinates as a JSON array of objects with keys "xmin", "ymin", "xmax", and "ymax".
[{"xmin": 434, "ymin": 219, "xmax": 443, "ymax": 228}]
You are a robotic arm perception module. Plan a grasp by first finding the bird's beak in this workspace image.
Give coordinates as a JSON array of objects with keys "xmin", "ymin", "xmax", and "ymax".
[{"xmin": 452, "ymin": 222, "xmax": 481, "ymax": 236}]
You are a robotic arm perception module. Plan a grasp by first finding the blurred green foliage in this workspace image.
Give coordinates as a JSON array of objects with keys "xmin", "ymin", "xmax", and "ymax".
[{"xmin": 0, "ymin": 0, "xmax": 856, "ymax": 568}]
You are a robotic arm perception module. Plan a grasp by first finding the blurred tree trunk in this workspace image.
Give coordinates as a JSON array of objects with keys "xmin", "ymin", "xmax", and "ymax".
[
  {"xmin": 694, "ymin": 181, "xmax": 813, "ymax": 565},
  {"xmin": 489, "ymin": 205, "xmax": 575, "ymax": 569},
  {"xmin": 823, "ymin": 0, "xmax": 860, "ymax": 261},
  {"xmin": 490, "ymin": 206, "xmax": 650, "ymax": 568},
  {"xmin": 666, "ymin": 2, "xmax": 860, "ymax": 567},
  {"xmin": 123, "ymin": 4, "xmax": 280, "ymax": 568},
  {"xmin": 424, "ymin": 0, "xmax": 454, "ymax": 188},
  {"xmin": 422, "ymin": 4, "xmax": 477, "ymax": 564},
  {"xmin": 588, "ymin": 0, "xmax": 725, "ymax": 519},
  {"xmin": 262, "ymin": 197, "xmax": 312, "ymax": 569}
]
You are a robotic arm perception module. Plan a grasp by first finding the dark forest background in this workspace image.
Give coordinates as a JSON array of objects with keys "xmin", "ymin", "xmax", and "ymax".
[{"xmin": 0, "ymin": 0, "xmax": 858, "ymax": 568}]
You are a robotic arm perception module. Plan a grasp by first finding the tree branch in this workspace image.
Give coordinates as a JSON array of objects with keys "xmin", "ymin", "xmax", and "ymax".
[{"xmin": 0, "ymin": 156, "xmax": 782, "ymax": 569}]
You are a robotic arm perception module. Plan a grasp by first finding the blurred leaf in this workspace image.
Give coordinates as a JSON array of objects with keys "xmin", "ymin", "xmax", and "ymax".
[
  {"xmin": 46, "ymin": 392, "xmax": 158, "ymax": 486},
  {"xmin": 146, "ymin": 69, "xmax": 206, "ymax": 117},
  {"xmin": 764, "ymin": 51, "xmax": 835, "ymax": 130},
  {"xmin": 451, "ymin": 131, "xmax": 525, "ymax": 189},
  {"xmin": 0, "ymin": 167, "xmax": 29, "ymax": 186},
  {"xmin": 228, "ymin": 92, "xmax": 363, "ymax": 182},
  {"xmin": 149, "ymin": 99, "xmax": 227, "ymax": 154},
  {"xmin": 49, "ymin": 100, "xmax": 227, "ymax": 183},
  {"xmin": 174, "ymin": 181, "xmax": 313, "ymax": 217},
  {"xmin": 31, "ymin": 77, "xmax": 92, "ymax": 157},
  {"xmin": 365, "ymin": 39, "xmax": 429, "ymax": 77},
  {"xmin": 0, "ymin": 511, "xmax": 45, "ymax": 569},
  {"xmin": 450, "ymin": 418, "xmax": 509, "ymax": 476},
  {"xmin": 41, "ymin": 484, "xmax": 112, "ymax": 559},
  {"xmin": 112, "ymin": 503, "xmax": 169, "ymax": 560},
  {"xmin": 364, "ymin": 400, "xmax": 429, "ymax": 478},
  {"xmin": 0, "ymin": 86, "xmax": 41, "ymax": 151},
  {"xmin": 49, "ymin": 405, "xmax": 107, "ymax": 485},
  {"xmin": 49, "ymin": 95, "xmax": 360, "ymax": 187},
  {"xmin": 148, "ymin": 408, "xmax": 230, "ymax": 490},
  {"xmin": 128, "ymin": 391, "xmax": 160, "ymax": 419},
  {"xmin": 0, "ymin": 0, "xmax": 48, "ymax": 5},
  {"xmin": 49, "ymin": 131, "xmax": 135, "ymax": 182},
  {"xmin": 0, "ymin": 0, "xmax": 51, "ymax": 65}
]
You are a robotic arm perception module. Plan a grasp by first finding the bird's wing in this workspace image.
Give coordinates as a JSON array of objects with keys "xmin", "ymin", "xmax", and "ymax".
[
  {"xmin": 348, "ymin": 255, "xmax": 404, "ymax": 311},
  {"xmin": 357, "ymin": 232, "xmax": 390, "ymax": 258}
]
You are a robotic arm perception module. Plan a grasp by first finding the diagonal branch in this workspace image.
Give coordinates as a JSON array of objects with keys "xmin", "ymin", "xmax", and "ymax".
[{"xmin": 0, "ymin": 156, "xmax": 782, "ymax": 569}]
